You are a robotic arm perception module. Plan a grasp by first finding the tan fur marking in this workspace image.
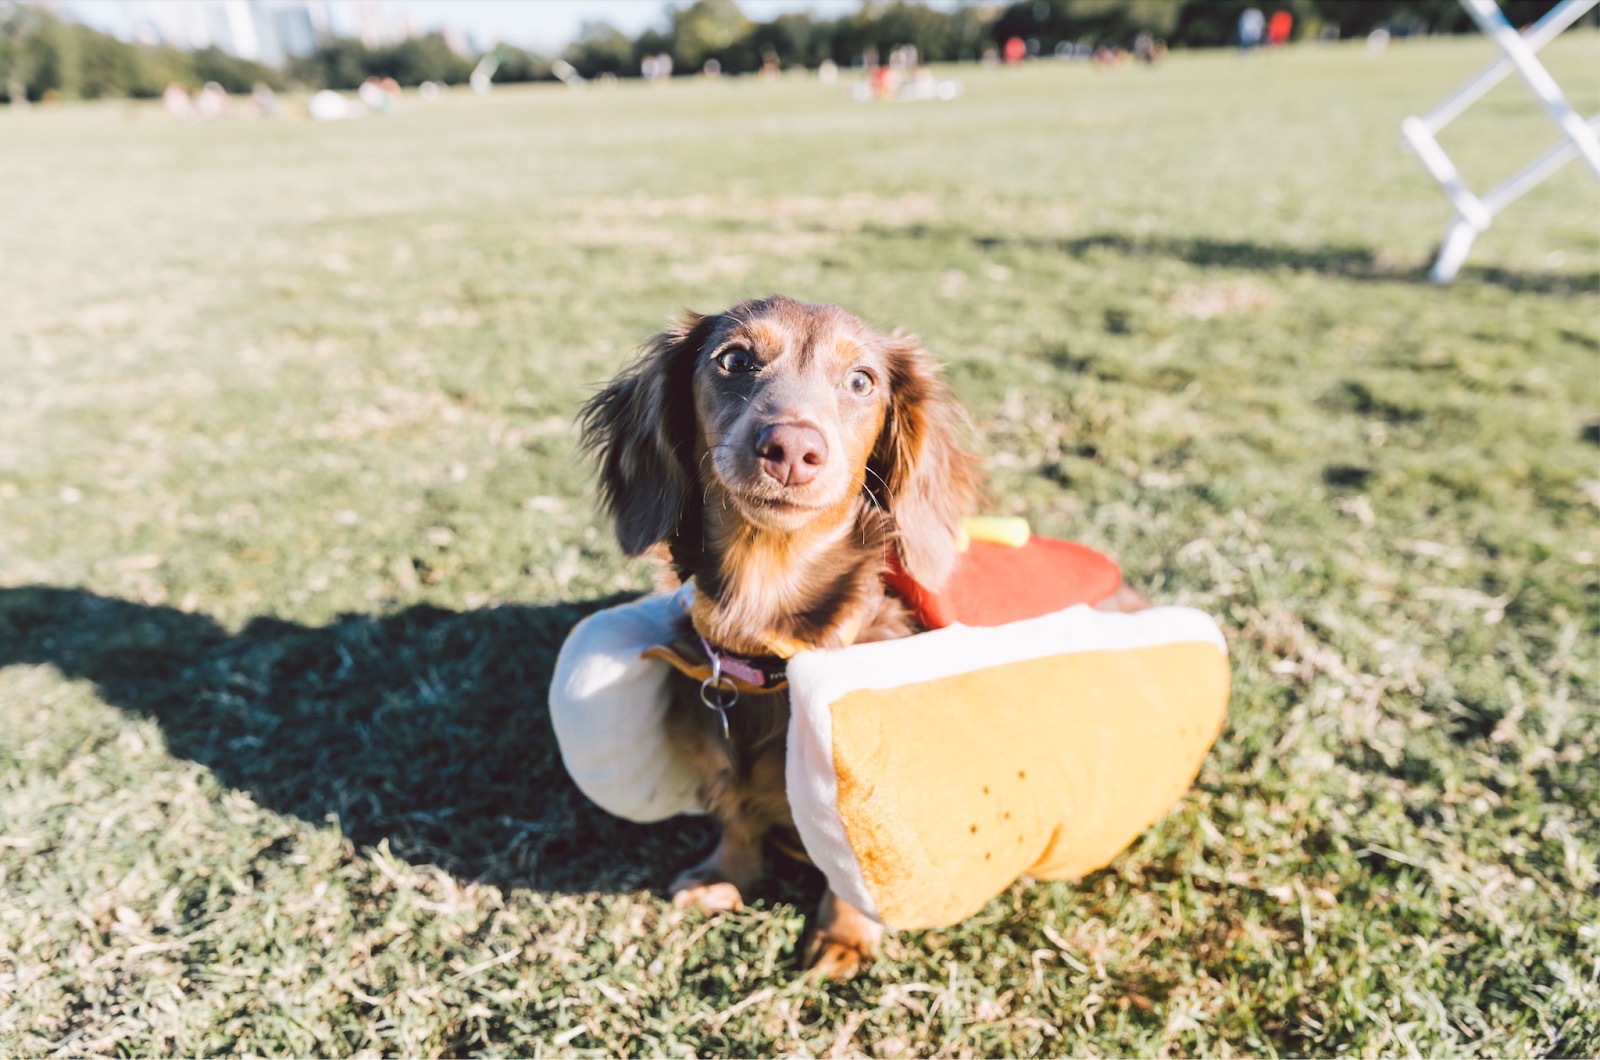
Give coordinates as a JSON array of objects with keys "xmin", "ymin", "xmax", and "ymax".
[
  {"xmin": 746, "ymin": 320, "xmax": 786, "ymax": 355},
  {"xmin": 693, "ymin": 485, "xmax": 871, "ymax": 656},
  {"xmin": 828, "ymin": 337, "xmax": 863, "ymax": 368}
]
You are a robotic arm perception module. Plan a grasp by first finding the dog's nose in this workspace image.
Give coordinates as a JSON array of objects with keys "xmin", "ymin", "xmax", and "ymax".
[{"xmin": 756, "ymin": 423, "xmax": 828, "ymax": 486}]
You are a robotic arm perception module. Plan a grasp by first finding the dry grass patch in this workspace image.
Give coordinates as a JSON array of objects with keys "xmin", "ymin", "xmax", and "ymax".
[{"xmin": 1166, "ymin": 278, "xmax": 1279, "ymax": 319}]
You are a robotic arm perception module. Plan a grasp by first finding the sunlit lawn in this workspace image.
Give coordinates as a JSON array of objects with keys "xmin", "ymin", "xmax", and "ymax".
[{"xmin": 2, "ymin": 34, "xmax": 1598, "ymax": 1056}]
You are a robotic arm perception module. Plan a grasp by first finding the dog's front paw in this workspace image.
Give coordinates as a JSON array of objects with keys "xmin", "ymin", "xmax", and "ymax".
[
  {"xmin": 670, "ymin": 875, "xmax": 745, "ymax": 913},
  {"xmin": 803, "ymin": 890, "xmax": 882, "ymax": 979},
  {"xmin": 803, "ymin": 932, "xmax": 873, "ymax": 980}
]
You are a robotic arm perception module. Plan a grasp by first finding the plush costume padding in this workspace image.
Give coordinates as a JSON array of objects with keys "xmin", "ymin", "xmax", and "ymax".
[
  {"xmin": 550, "ymin": 592, "xmax": 1229, "ymax": 930},
  {"xmin": 783, "ymin": 604, "xmax": 1228, "ymax": 929},
  {"xmin": 549, "ymin": 589, "xmax": 706, "ymax": 822}
]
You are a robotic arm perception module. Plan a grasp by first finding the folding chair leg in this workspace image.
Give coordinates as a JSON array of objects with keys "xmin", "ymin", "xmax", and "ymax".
[
  {"xmin": 1433, "ymin": 217, "xmax": 1481, "ymax": 284},
  {"xmin": 1405, "ymin": 0, "xmax": 1600, "ymax": 283},
  {"xmin": 1461, "ymin": 0, "xmax": 1600, "ymax": 180}
]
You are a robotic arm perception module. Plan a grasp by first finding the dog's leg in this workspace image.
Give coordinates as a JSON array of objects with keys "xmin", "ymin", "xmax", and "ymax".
[
  {"xmin": 667, "ymin": 744, "xmax": 768, "ymax": 912},
  {"xmin": 670, "ymin": 819, "xmax": 764, "ymax": 912},
  {"xmin": 804, "ymin": 889, "xmax": 883, "ymax": 979},
  {"xmin": 666, "ymin": 689, "xmax": 790, "ymax": 913}
]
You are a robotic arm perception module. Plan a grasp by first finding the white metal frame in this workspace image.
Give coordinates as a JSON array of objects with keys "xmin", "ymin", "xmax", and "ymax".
[{"xmin": 1400, "ymin": 0, "xmax": 1600, "ymax": 283}]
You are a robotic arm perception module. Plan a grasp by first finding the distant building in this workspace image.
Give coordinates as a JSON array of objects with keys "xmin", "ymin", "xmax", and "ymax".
[
  {"xmin": 117, "ymin": 0, "xmax": 333, "ymax": 65},
  {"xmin": 274, "ymin": 4, "xmax": 320, "ymax": 61},
  {"xmin": 351, "ymin": 0, "xmax": 398, "ymax": 48}
]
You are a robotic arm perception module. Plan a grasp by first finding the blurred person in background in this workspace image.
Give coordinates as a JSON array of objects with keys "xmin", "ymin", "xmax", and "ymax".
[
  {"xmin": 251, "ymin": 83, "xmax": 277, "ymax": 118},
  {"xmin": 194, "ymin": 82, "xmax": 227, "ymax": 119},
  {"xmin": 1239, "ymin": 7, "xmax": 1265, "ymax": 52},
  {"xmin": 1267, "ymin": 10, "xmax": 1294, "ymax": 46},
  {"xmin": 161, "ymin": 81, "xmax": 191, "ymax": 119}
]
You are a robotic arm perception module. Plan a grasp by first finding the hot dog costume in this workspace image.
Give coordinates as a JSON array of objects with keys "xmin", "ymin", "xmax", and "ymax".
[{"xmin": 550, "ymin": 519, "xmax": 1229, "ymax": 930}]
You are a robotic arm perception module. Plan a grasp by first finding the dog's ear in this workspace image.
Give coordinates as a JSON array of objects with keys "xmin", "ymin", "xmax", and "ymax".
[
  {"xmin": 579, "ymin": 312, "xmax": 715, "ymax": 555},
  {"xmin": 870, "ymin": 335, "xmax": 982, "ymax": 589}
]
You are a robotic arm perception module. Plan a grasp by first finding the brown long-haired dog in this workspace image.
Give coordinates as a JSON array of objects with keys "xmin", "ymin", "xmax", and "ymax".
[{"xmin": 579, "ymin": 295, "xmax": 981, "ymax": 977}]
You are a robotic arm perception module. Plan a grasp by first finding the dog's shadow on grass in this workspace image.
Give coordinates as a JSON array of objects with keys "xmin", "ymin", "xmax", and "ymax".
[{"xmin": 0, "ymin": 585, "xmax": 773, "ymax": 899}]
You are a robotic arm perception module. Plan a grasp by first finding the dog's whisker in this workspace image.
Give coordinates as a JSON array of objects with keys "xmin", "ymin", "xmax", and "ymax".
[{"xmin": 861, "ymin": 464, "xmax": 892, "ymax": 500}]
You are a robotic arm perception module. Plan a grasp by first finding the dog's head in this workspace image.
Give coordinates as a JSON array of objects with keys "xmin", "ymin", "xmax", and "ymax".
[{"xmin": 580, "ymin": 296, "xmax": 979, "ymax": 588}]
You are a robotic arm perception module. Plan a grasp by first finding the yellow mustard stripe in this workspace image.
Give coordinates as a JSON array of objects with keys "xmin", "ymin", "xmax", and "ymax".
[{"xmin": 961, "ymin": 516, "xmax": 1031, "ymax": 548}]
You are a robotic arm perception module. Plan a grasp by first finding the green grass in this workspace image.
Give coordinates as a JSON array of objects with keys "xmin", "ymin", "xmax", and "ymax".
[{"xmin": 2, "ymin": 35, "xmax": 1598, "ymax": 1057}]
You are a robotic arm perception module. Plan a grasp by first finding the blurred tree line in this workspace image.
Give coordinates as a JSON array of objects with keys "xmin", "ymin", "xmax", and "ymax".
[
  {"xmin": 555, "ymin": 0, "xmax": 1568, "ymax": 79},
  {"xmin": 285, "ymin": 33, "xmax": 477, "ymax": 89},
  {"xmin": 0, "ymin": 0, "xmax": 1571, "ymax": 103},
  {"xmin": 0, "ymin": 4, "xmax": 287, "ymax": 102},
  {"xmin": 993, "ymin": 0, "xmax": 1568, "ymax": 52}
]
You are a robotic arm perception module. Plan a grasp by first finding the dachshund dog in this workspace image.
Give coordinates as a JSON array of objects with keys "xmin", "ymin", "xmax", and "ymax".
[{"xmin": 579, "ymin": 295, "xmax": 981, "ymax": 977}]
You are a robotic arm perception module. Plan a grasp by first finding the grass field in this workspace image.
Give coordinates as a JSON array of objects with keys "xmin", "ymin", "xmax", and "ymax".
[{"xmin": 3, "ymin": 33, "xmax": 1598, "ymax": 1057}]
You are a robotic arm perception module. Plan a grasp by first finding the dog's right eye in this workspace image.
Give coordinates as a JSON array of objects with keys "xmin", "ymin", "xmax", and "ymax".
[{"xmin": 716, "ymin": 348, "xmax": 755, "ymax": 373}]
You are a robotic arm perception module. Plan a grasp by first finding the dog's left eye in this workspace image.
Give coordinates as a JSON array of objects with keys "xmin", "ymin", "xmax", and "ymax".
[
  {"xmin": 716, "ymin": 347, "xmax": 755, "ymax": 373},
  {"xmin": 846, "ymin": 369, "xmax": 875, "ymax": 397}
]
